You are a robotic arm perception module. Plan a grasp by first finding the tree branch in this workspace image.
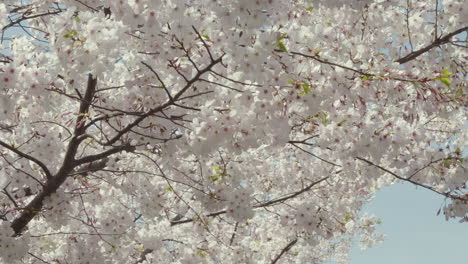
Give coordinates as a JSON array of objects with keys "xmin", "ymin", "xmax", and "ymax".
[
  {"xmin": 10, "ymin": 75, "xmax": 98, "ymax": 236},
  {"xmin": 75, "ymin": 74, "xmax": 98, "ymax": 136},
  {"xmin": 105, "ymin": 55, "xmax": 223, "ymax": 146},
  {"xmin": 253, "ymin": 176, "xmax": 329, "ymax": 208},
  {"xmin": 1, "ymin": 9, "xmax": 62, "ymax": 32},
  {"xmin": 271, "ymin": 238, "xmax": 298, "ymax": 264},
  {"xmin": 0, "ymin": 140, "xmax": 53, "ymax": 180},
  {"xmin": 355, "ymin": 157, "xmax": 467, "ymax": 201},
  {"xmin": 396, "ymin": 26, "xmax": 468, "ymax": 64},
  {"xmin": 170, "ymin": 176, "xmax": 329, "ymax": 226},
  {"xmin": 74, "ymin": 144, "xmax": 136, "ymax": 166},
  {"xmin": 290, "ymin": 51, "xmax": 371, "ymax": 76},
  {"xmin": 290, "ymin": 142, "xmax": 341, "ymax": 168}
]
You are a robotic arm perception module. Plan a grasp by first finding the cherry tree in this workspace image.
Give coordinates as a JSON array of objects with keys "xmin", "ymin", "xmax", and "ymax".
[{"xmin": 0, "ymin": 0, "xmax": 466, "ymax": 263}]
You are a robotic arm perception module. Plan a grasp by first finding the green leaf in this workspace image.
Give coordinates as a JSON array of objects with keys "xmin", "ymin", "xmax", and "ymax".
[
  {"xmin": 343, "ymin": 213, "xmax": 353, "ymax": 222},
  {"xmin": 442, "ymin": 158, "xmax": 454, "ymax": 168},
  {"xmin": 306, "ymin": 7, "xmax": 315, "ymax": 11},
  {"xmin": 135, "ymin": 246, "xmax": 145, "ymax": 252},
  {"xmin": 337, "ymin": 119, "xmax": 347, "ymax": 126},
  {"xmin": 360, "ymin": 75, "xmax": 371, "ymax": 81},
  {"xmin": 164, "ymin": 186, "xmax": 173, "ymax": 192},
  {"xmin": 316, "ymin": 111, "xmax": 329, "ymax": 125},
  {"xmin": 275, "ymin": 41, "xmax": 288, "ymax": 53},
  {"xmin": 210, "ymin": 174, "xmax": 220, "ymax": 182},
  {"xmin": 456, "ymin": 87, "xmax": 465, "ymax": 97},
  {"xmin": 200, "ymin": 29, "xmax": 210, "ymax": 40},
  {"xmin": 435, "ymin": 68, "xmax": 453, "ymax": 87},
  {"xmin": 438, "ymin": 77, "xmax": 451, "ymax": 87},
  {"xmin": 64, "ymin": 30, "xmax": 78, "ymax": 39},
  {"xmin": 287, "ymin": 78, "xmax": 296, "ymax": 84},
  {"xmin": 277, "ymin": 33, "xmax": 288, "ymax": 41},
  {"xmin": 298, "ymin": 82, "xmax": 311, "ymax": 95},
  {"xmin": 308, "ymin": 47, "xmax": 321, "ymax": 54},
  {"xmin": 441, "ymin": 68, "xmax": 453, "ymax": 77},
  {"xmin": 196, "ymin": 251, "xmax": 207, "ymax": 257}
]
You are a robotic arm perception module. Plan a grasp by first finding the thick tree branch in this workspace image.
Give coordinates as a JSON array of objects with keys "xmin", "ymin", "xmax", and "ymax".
[
  {"xmin": 396, "ymin": 26, "xmax": 468, "ymax": 64},
  {"xmin": 74, "ymin": 144, "xmax": 136, "ymax": 165},
  {"xmin": 291, "ymin": 26, "xmax": 468, "ymax": 74},
  {"xmin": 75, "ymin": 74, "xmax": 98, "ymax": 136},
  {"xmin": 10, "ymin": 75, "xmax": 98, "ymax": 236}
]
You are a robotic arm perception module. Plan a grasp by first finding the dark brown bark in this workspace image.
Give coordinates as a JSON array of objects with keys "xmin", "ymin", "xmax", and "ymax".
[
  {"xmin": 396, "ymin": 26, "xmax": 468, "ymax": 64},
  {"xmin": 10, "ymin": 75, "xmax": 98, "ymax": 236}
]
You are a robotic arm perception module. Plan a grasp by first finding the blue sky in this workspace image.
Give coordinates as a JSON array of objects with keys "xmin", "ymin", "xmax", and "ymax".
[{"xmin": 347, "ymin": 183, "xmax": 468, "ymax": 264}]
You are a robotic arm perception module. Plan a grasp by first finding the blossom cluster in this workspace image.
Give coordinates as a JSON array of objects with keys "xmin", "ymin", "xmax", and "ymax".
[{"xmin": 0, "ymin": 0, "xmax": 466, "ymax": 263}]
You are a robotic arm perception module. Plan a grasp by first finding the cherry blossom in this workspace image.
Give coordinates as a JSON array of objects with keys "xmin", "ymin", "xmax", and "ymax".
[{"xmin": 0, "ymin": 0, "xmax": 466, "ymax": 263}]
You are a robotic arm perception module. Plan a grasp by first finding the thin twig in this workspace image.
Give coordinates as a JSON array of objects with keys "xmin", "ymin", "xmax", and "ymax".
[
  {"xmin": 192, "ymin": 26, "xmax": 214, "ymax": 62},
  {"xmin": 271, "ymin": 238, "xmax": 298, "ymax": 264},
  {"xmin": 171, "ymin": 176, "xmax": 329, "ymax": 226},
  {"xmin": 141, "ymin": 61, "xmax": 173, "ymax": 101},
  {"xmin": 0, "ymin": 140, "xmax": 53, "ymax": 180},
  {"xmin": 290, "ymin": 143, "xmax": 341, "ymax": 167},
  {"xmin": 434, "ymin": 0, "xmax": 439, "ymax": 41},
  {"xmin": 406, "ymin": 0, "xmax": 414, "ymax": 52},
  {"xmin": 229, "ymin": 222, "xmax": 239, "ymax": 246},
  {"xmin": 356, "ymin": 157, "xmax": 467, "ymax": 201}
]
